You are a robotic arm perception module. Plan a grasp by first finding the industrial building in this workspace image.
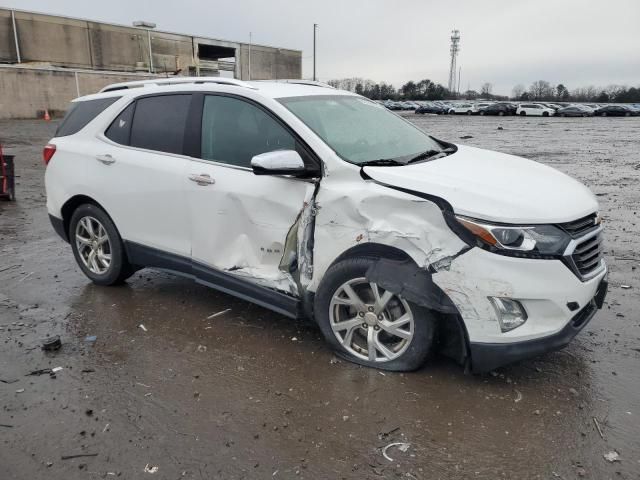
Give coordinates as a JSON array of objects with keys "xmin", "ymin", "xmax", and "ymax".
[{"xmin": 0, "ymin": 8, "xmax": 302, "ymax": 119}]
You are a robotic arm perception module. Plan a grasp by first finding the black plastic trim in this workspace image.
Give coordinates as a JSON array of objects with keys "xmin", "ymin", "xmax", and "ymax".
[
  {"xmin": 469, "ymin": 278, "xmax": 607, "ymax": 373},
  {"xmin": 49, "ymin": 214, "xmax": 69, "ymax": 243},
  {"xmin": 124, "ymin": 241, "xmax": 300, "ymax": 319}
]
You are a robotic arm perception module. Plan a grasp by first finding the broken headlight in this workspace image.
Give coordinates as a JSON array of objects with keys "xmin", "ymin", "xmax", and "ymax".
[{"xmin": 455, "ymin": 216, "xmax": 571, "ymax": 259}]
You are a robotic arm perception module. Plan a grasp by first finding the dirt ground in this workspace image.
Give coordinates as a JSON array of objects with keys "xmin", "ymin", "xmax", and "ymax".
[{"xmin": 1, "ymin": 114, "xmax": 639, "ymax": 480}]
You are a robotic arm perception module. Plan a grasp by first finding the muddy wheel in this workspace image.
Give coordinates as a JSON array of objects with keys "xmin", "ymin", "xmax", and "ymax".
[
  {"xmin": 69, "ymin": 204, "xmax": 135, "ymax": 285},
  {"xmin": 315, "ymin": 257, "xmax": 436, "ymax": 371}
]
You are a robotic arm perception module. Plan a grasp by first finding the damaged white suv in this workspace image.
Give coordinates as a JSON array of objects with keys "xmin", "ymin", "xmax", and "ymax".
[{"xmin": 45, "ymin": 78, "xmax": 607, "ymax": 373}]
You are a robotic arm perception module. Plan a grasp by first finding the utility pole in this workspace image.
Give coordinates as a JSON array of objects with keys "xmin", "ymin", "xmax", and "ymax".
[
  {"xmin": 458, "ymin": 66, "xmax": 461, "ymax": 97},
  {"xmin": 248, "ymin": 32, "xmax": 252, "ymax": 80},
  {"xmin": 447, "ymin": 29, "xmax": 460, "ymax": 95},
  {"xmin": 313, "ymin": 23, "xmax": 318, "ymax": 81}
]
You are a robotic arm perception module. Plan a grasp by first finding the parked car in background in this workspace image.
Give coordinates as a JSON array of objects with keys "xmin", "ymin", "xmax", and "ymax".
[
  {"xmin": 594, "ymin": 105, "xmax": 637, "ymax": 116},
  {"xmin": 479, "ymin": 103, "xmax": 513, "ymax": 116},
  {"xmin": 415, "ymin": 103, "xmax": 448, "ymax": 115},
  {"xmin": 538, "ymin": 103, "xmax": 562, "ymax": 111},
  {"xmin": 475, "ymin": 102, "xmax": 494, "ymax": 112},
  {"xmin": 516, "ymin": 104, "xmax": 555, "ymax": 116},
  {"xmin": 44, "ymin": 77, "xmax": 608, "ymax": 373},
  {"xmin": 448, "ymin": 103, "xmax": 479, "ymax": 115},
  {"xmin": 556, "ymin": 105, "xmax": 594, "ymax": 117}
]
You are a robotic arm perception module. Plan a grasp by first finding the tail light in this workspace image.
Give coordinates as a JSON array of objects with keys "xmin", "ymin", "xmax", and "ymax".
[{"xmin": 43, "ymin": 144, "xmax": 56, "ymax": 165}]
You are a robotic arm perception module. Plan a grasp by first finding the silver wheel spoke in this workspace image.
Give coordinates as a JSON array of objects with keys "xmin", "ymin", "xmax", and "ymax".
[
  {"xmin": 374, "ymin": 289, "xmax": 393, "ymax": 314},
  {"xmin": 342, "ymin": 284, "xmax": 366, "ymax": 310},
  {"xmin": 331, "ymin": 316, "xmax": 361, "ymax": 333},
  {"xmin": 76, "ymin": 235, "xmax": 92, "ymax": 246},
  {"xmin": 379, "ymin": 313, "xmax": 412, "ymax": 339},
  {"xmin": 367, "ymin": 327, "xmax": 376, "ymax": 361},
  {"xmin": 374, "ymin": 334, "xmax": 396, "ymax": 360}
]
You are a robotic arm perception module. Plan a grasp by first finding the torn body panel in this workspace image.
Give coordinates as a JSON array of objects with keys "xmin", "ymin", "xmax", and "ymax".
[{"xmin": 307, "ymin": 175, "xmax": 469, "ymax": 293}]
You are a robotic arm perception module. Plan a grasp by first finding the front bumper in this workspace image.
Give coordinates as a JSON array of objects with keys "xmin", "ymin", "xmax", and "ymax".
[{"xmin": 469, "ymin": 278, "xmax": 607, "ymax": 372}]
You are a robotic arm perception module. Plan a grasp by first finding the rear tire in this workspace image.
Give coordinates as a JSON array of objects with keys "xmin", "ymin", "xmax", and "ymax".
[
  {"xmin": 314, "ymin": 257, "xmax": 436, "ymax": 371},
  {"xmin": 498, "ymin": 111, "xmax": 504, "ymax": 116},
  {"xmin": 69, "ymin": 204, "xmax": 135, "ymax": 286}
]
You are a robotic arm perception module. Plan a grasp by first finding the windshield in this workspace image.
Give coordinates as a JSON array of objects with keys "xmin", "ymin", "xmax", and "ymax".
[{"xmin": 279, "ymin": 95, "xmax": 443, "ymax": 165}]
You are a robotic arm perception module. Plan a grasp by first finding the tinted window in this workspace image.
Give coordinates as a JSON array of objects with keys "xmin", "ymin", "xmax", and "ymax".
[
  {"xmin": 56, "ymin": 97, "xmax": 120, "ymax": 137},
  {"xmin": 105, "ymin": 103, "xmax": 135, "ymax": 145},
  {"xmin": 201, "ymin": 95, "xmax": 296, "ymax": 168},
  {"xmin": 130, "ymin": 95, "xmax": 191, "ymax": 155}
]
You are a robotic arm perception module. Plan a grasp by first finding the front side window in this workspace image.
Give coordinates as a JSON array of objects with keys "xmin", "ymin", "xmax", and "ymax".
[
  {"xmin": 279, "ymin": 95, "xmax": 443, "ymax": 165},
  {"xmin": 201, "ymin": 95, "xmax": 296, "ymax": 168},
  {"xmin": 129, "ymin": 94, "xmax": 191, "ymax": 155}
]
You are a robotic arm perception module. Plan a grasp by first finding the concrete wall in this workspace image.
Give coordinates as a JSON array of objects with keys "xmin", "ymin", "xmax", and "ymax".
[
  {"xmin": 0, "ymin": 8, "xmax": 302, "ymax": 79},
  {"xmin": 0, "ymin": 66, "xmax": 159, "ymax": 119}
]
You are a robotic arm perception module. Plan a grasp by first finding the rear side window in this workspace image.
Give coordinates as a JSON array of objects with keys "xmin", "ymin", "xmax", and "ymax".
[
  {"xmin": 56, "ymin": 97, "xmax": 120, "ymax": 137},
  {"xmin": 129, "ymin": 95, "xmax": 191, "ymax": 155},
  {"xmin": 105, "ymin": 103, "xmax": 135, "ymax": 145}
]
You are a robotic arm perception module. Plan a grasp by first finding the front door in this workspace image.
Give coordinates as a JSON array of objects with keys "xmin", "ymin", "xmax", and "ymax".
[{"xmin": 186, "ymin": 94, "xmax": 317, "ymax": 300}]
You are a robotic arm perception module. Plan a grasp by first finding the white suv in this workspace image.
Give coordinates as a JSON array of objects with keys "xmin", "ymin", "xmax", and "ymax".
[
  {"xmin": 517, "ymin": 103, "xmax": 555, "ymax": 116},
  {"xmin": 44, "ymin": 77, "xmax": 607, "ymax": 373}
]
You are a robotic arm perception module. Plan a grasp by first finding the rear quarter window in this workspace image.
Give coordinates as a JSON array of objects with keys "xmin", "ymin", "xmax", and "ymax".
[{"xmin": 56, "ymin": 97, "xmax": 120, "ymax": 137}]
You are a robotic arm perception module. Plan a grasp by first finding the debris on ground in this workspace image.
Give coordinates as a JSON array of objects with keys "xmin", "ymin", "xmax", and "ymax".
[
  {"xmin": 620, "ymin": 285, "xmax": 632, "ymax": 289},
  {"xmin": 84, "ymin": 335, "xmax": 97, "ymax": 342},
  {"xmin": 41, "ymin": 335, "xmax": 61, "ymax": 351},
  {"xmin": 603, "ymin": 451, "xmax": 620, "ymax": 462},
  {"xmin": 197, "ymin": 344, "xmax": 207, "ymax": 352},
  {"xmin": 207, "ymin": 308, "xmax": 232, "ymax": 319},
  {"xmin": 0, "ymin": 423, "xmax": 14, "ymax": 428},
  {"xmin": 593, "ymin": 417, "xmax": 605, "ymax": 439},
  {"xmin": 139, "ymin": 324, "xmax": 148, "ymax": 332},
  {"xmin": 514, "ymin": 389, "xmax": 523, "ymax": 403},
  {"xmin": 144, "ymin": 464, "xmax": 159, "ymax": 474},
  {"xmin": 27, "ymin": 368, "xmax": 52, "ymax": 376},
  {"xmin": 60, "ymin": 453, "xmax": 98, "ymax": 460},
  {"xmin": 459, "ymin": 135, "xmax": 474, "ymax": 139},
  {"xmin": 382, "ymin": 442, "xmax": 411, "ymax": 462},
  {"xmin": 51, "ymin": 366, "xmax": 63, "ymax": 373},
  {"xmin": 15, "ymin": 388, "xmax": 24, "ymax": 393}
]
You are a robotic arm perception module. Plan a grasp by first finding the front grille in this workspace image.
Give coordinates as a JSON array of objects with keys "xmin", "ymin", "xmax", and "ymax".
[
  {"xmin": 571, "ymin": 231, "xmax": 604, "ymax": 277},
  {"xmin": 559, "ymin": 213, "xmax": 599, "ymax": 237}
]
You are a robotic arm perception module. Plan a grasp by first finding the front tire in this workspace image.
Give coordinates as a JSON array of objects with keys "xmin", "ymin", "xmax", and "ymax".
[
  {"xmin": 520, "ymin": 111, "xmax": 526, "ymax": 116},
  {"xmin": 69, "ymin": 204, "xmax": 135, "ymax": 285},
  {"xmin": 314, "ymin": 257, "xmax": 436, "ymax": 371}
]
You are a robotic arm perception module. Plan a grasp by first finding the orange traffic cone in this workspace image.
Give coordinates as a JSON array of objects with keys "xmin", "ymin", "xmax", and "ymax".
[{"xmin": 44, "ymin": 109, "xmax": 51, "ymax": 121}]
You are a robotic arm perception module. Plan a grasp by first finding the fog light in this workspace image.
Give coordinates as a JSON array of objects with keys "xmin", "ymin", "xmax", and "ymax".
[{"xmin": 489, "ymin": 297, "xmax": 528, "ymax": 332}]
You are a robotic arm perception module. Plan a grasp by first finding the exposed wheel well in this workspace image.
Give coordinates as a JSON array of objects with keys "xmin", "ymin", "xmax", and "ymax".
[{"xmin": 325, "ymin": 242, "xmax": 471, "ymax": 367}]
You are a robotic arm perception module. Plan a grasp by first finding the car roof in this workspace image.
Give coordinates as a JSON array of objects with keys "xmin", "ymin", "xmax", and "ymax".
[{"xmin": 72, "ymin": 77, "xmax": 356, "ymax": 103}]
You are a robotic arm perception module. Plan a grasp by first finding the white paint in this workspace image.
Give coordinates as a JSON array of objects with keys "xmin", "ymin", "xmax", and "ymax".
[{"xmin": 364, "ymin": 144, "xmax": 598, "ymax": 224}]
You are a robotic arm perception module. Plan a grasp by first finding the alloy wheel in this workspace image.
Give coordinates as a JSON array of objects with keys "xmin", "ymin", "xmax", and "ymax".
[
  {"xmin": 75, "ymin": 216, "xmax": 112, "ymax": 274},
  {"xmin": 329, "ymin": 278, "xmax": 414, "ymax": 362}
]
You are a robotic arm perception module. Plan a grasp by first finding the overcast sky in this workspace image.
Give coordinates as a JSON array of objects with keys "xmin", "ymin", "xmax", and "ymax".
[{"xmin": 5, "ymin": 0, "xmax": 639, "ymax": 95}]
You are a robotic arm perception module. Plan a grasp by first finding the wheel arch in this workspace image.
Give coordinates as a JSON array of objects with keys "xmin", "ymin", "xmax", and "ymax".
[
  {"xmin": 319, "ymin": 242, "xmax": 471, "ymax": 368},
  {"xmin": 60, "ymin": 194, "xmax": 112, "ymax": 242}
]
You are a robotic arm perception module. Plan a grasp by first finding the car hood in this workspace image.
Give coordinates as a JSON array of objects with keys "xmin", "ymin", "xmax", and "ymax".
[{"xmin": 363, "ymin": 144, "xmax": 598, "ymax": 224}]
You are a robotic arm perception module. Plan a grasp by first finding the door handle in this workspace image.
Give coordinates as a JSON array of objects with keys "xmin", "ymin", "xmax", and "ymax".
[
  {"xmin": 96, "ymin": 154, "xmax": 116, "ymax": 165},
  {"xmin": 188, "ymin": 173, "xmax": 215, "ymax": 186}
]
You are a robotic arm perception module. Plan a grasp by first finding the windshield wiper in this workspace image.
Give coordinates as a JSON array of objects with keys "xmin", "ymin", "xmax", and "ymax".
[
  {"xmin": 359, "ymin": 158, "xmax": 405, "ymax": 167},
  {"xmin": 407, "ymin": 148, "xmax": 454, "ymax": 164}
]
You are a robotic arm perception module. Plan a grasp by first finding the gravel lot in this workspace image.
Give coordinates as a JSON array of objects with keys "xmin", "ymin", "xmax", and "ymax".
[{"xmin": 1, "ymin": 114, "xmax": 639, "ymax": 479}]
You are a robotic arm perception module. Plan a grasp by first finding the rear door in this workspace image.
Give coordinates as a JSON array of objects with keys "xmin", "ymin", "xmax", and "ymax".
[
  {"xmin": 185, "ymin": 94, "xmax": 318, "ymax": 297},
  {"xmin": 92, "ymin": 94, "xmax": 193, "ymax": 258}
]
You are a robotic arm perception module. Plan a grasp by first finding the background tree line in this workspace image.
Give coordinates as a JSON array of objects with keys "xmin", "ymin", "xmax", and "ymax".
[{"xmin": 328, "ymin": 77, "xmax": 640, "ymax": 103}]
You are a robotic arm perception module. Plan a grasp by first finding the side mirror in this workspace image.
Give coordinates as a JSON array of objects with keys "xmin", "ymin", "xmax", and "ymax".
[{"xmin": 251, "ymin": 150, "xmax": 306, "ymax": 176}]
